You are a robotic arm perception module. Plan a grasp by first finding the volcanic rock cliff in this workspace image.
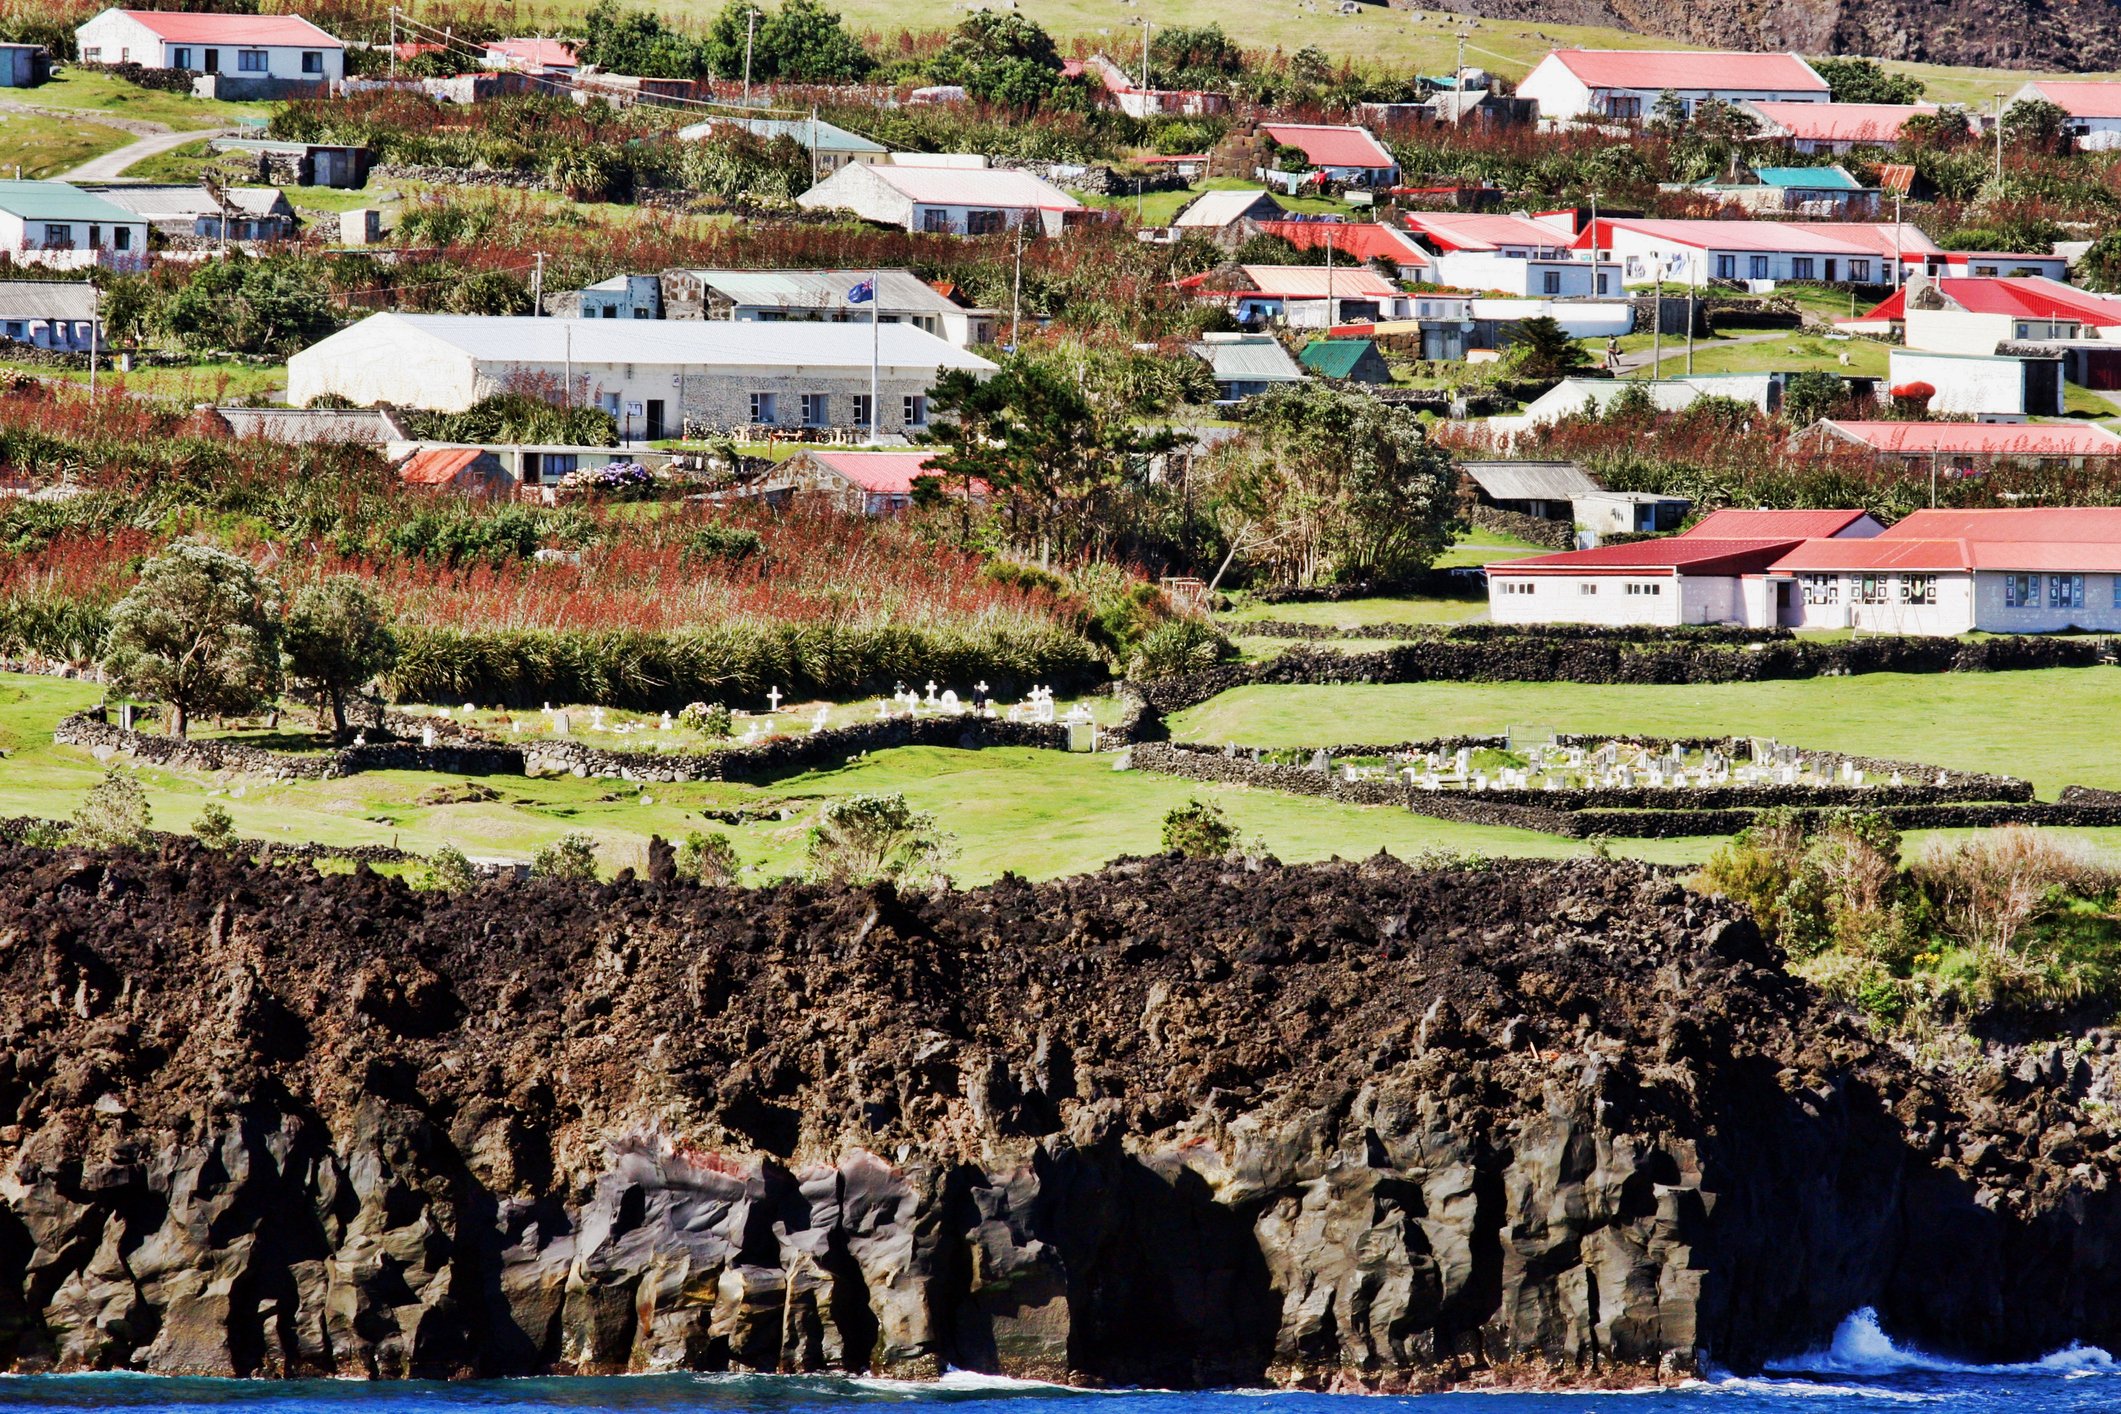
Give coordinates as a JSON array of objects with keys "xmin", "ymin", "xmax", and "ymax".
[{"xmin": 0, "ymin": 845, "xmax": 2115, "ymax": 1385}]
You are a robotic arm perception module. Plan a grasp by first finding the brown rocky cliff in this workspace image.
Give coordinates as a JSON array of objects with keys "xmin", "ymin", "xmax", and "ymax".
[{"xmin": 0, "ymin": 847, "xmax": 2113, "ymax": 1382}]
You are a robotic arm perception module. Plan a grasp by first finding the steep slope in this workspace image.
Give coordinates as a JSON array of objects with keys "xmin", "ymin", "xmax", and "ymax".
[{"xmin": 0, "ymin": 845, "xmax": 2115, "ymax": 1383}]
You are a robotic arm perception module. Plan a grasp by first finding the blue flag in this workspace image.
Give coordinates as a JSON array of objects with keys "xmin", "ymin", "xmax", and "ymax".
[{"xmin": 847, "ymin": 278, "xmax": 876, "ymax": 304}]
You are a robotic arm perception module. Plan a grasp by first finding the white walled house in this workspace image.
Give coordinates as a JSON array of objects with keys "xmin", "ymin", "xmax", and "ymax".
[
  {"xmin": 1739, "ymin": 101, "xmax": 1955, "ymax": 152},
  {"xmin": 659, "ymin": 269, "xmax": 995, "ymax": 348},
  {"xmin": 796, "ymin": 159, "xmax": 1085, "ymax": 238},
  {"xmin": 1888, "ymin": 348, "xmax": 2063, "ymax": 420},
  {"xmin": 286, "ymin": 313, "xmax": 995, "ymax": 441},
  {"xmin": 2011, "ymin": 81, "xmax": 2121, "ymax": 150},
  {"xmin": 1789, "ymin": 418, "xmax": 2121, "ymax": 472},
  {"xmin": 0, "ymin": 180, "xmax": 146, "ymax": 269},
  {"xmin": 0, "ymin": 281, "xmax": 99, "ymax": 350},
  {"xmin": 1892, "ymin": 277, "xmax": 2121, "ymax": 355},
  {"xmin": 75, "ymin": 8, "xmax": 343, "ymax": 81},
  {"xmin": 1770, "ymin": 509, "xmax": 2121, "ymax": 635},
  {"xmin": 1584, "ymin": 218, "xmax": 1894, "ymax": 289},
  {"xmin": 1402, "ymin": 212, "xmax": 1617, "ymax": 296},
  {"xmin": 1517, "ymin": 49, "xmax": 1826, "ymax": 123}
]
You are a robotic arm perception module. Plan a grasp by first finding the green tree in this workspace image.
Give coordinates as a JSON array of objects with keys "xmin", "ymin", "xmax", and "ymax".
[
  {"xmin": 570, "ymin": 0, "xmax": 712, "ymax": 77},
  {"xmin": 1899, "ymin": 105, "xmax": 1975, "ymax": 149},
  {"xmin": 1504, "ymin": 315, "xmax": 1587, "ymax": 379},
  {"xmin": 806, "ymin": 793, "xmax": 954, "ymax": 887},
  {"xmin": 2001, "ymin": 97, "xmax": 2071, "ymax": 155},
  {"xmin": 1149, "ymin": 23, "xmax": 1245, "ymax": 86},
  {"xmin": 156, "ymin": 256, "xmax": 340, "ymax": 356},
  {"xmin": 533, "ymin": 832, "xmax": 600, "ymax": 881},
  {"xmin": 676, "ymin": 830, "xmax": 741, "ymax": 883},
  {"xmin": 191, "ymin": 801, "xmax": 236, "ymax": 850},
  {"xmin": 101, "ymin": 542, "xmax": 281, "ymax": 738},
  {"xmin": 1780, "ymin": 369, "xmax": 1846, "ymax": 427},
  {"xmin": 714, "ymin": 0, "xmax": 870, "ymax": 81},
  {"xmin": 425, "ymin": 843, "xmax": 476, "ymax": 892},
  {"xmin": 1811, "ymin": 57, "xmax": 1923, "ymax": 105},
  {"xmin": 929, "ymin": 12, "xmax": 1061, "ymax": 106},
  {"xmin": 1200, "ymin": 384, "xmax": 1455, "ymax": 589},
  {"xmin": 2078, "ymin": 230, "xmax": 2121, "ymax": 292},
  {"xmin": 1161, "ymin": 798, "xmax": 1235, "ymax": 858},
  {"xmin": 73, "ymin": 770, "xmax": 152, "ymax": 851},
  {"xmin": 282, "ymin": 576, "xmax": 398, "ymax": 738}
]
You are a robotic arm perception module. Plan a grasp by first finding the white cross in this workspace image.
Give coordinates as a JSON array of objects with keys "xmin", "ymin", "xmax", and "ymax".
[
  {"xmin": 925, "ymin": 680, "xmax": 939, "ymax": 702},
  {"xmin": 767, "ymin": 687, "xmax": 783, "ymax": 713},
  {"xmin": 877, "ymin": 699, "xmax": 891, "ymax": 720},
  {"xmin": 975, "ymin": 680, "xmax": 989, "ymax": 695}
]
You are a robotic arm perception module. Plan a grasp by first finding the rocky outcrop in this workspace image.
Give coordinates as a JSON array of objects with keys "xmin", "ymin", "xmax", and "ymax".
[{"xmin": 0, "ymin": 848, "xmax": 2116, "ymax": 1384}]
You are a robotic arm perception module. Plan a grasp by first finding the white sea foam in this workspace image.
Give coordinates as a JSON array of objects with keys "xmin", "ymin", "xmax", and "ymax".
[{"xmin": 1756, "ymin": 1307, "xmax": 2115, "ymax": 1381}]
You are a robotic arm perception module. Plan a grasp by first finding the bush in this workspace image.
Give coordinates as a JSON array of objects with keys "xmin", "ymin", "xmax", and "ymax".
[
  {"xmin": 676, "ymin": 830, "xmax": 741, "ymax": 884},
  {"xmin": 532, "ymin": 832, "xmax": 600, "ymax": 881},
  {"xmin": 190, "ymin": 802, "xmax": 236, "ymax": 850},
  {"xmin": 1128, "ymin": 618, "xmax": 1233, "ymax": 680},
  {"xmin": 424, "ymin": 843, "xmax": 476, "ymax": 892},
  {"xmin": 1161, "ymin": 798, "xmax": 1235, "ymax": 859},
  {"xmin": 806, "ymin": 793, "xmax": 955, "ymax": 888},
  {"xmin": 73, "ymin": 770, "xmax": 152, "ymax": 851},
  {"xmin": 677, "ymin": 701, "xmax": 733, "ymax": 737},
  {"xmin": 681, "ymin": 524, "xmax": 763, "ymax": 566}
]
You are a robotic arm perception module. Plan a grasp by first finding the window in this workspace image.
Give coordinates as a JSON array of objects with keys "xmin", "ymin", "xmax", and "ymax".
[
  {"xmin": 87, "ymin": 224, "xmax": 99, "ymax": 249},
  {"xmin": 749, "ymin": 392, "xmax": 777, "ymax": 424},
  {"xmin": 1899, "ymin": 575, "xmax": 1936, "ymax": 605},
  {"xmin": 1791, "ymin": 257, "xmax": 1815, "ymax": 280},
  {"xmin": 632, "ymin": 308, "xmax": 649, "ymax": 319},
  {"xmin": 172, "ymin": 47, "xmax": 192, "ymax": 67},
  {"xmin": 80, "ymin": 46, "xmax": 100, "ymax": 61},
  {"xmin": 1850, "ymin": 260, "xmax": 1870, "ymax": 282},
  {"xmin": 920, "ymin": 209, "xmax": 951, "ymax": 234},
  {"xmin": 1715, "ymin": 255, "xmax": 1736, "ymax": 280},
  {"xmin": 1856, "ymin": 574, "xmax": 1889, "ymax": 605},
  {"xmin": 1542, "ymin": 270, "xmax": 1561, "ymax": 295},
  {"xmin": 1607, "ymin": 96, "xmax": 1641, "ymax": 120},
  {"xmin": 966, "ymin": 209, "xmax": 1005, "ymax": 236},
  {"xmin": 2004, "ymin": 572, "xmax": 2040, "ymax": 607},
  {"xmin": 1749, "ymin": 255, "xmax": 1769, "ymax": 279},
  {"xmin": 237, "ymin": 49, "xmax": 267, "ymax": 72},
  {"xmin": 1501, "ymin": 581, "xmax": 1534, "ymax": 596},
  {"xmin": 851, "ymin": 393, "xmax": 872, "ymax": 428},
  {"xmin": 800, "ymin": 392, "xmax": 829, "ymax": 427},
  {"xmin": 1624, "ymin": 582, "xmax": 1663, "ymax": 596},
  {"xmin": 1802, "ymin": 574, "xmax": 1839, "ymax": 606},
  {"xmin": 903, "ymin": 394, "xmax": 927, "ymax": 426},
  {"xmin": 1596, "ymin": 273, "xmax": 1609, "ymax": 295},
  {"xmin": 2051, "ymin": 574, "xmax": 2086, "ymax": 609},
  {"xmin": 301, "ymin": 50, "xmax": 323, "ymax": 73},
  {"xmin": 41, "ymin": 224, "xmax": 69, "ymax": 249},
  {"xmin": 1579, "ymin": 583, "xmax": 1597, "ymax": 596}
]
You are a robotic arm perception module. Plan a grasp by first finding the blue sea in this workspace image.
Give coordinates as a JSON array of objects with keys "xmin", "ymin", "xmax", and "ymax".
[{"xmin": 1, "ymin": 1312, "xmax": 2111, "ymax": 1414}]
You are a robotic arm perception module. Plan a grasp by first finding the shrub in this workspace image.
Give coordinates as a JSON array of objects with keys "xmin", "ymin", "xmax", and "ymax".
[
  {"xmin": 676, "ymin": 830, "xmax": 741, "ymax": 884},
  {"xmin": 1161, "ymin": 798, "xmax": 1235, "ymax": 859},
  {"xmin": 1128, "ymin": 617, "xmax": 1233, "ymax": 680},
  {"xmin": 806, "ymin": 793, "xmax": 955, "ymax": 888},
  {"xmin": 101, "ymin": 541, "xmax": 282, "ymax": 738},
  {"xmin": 425, "ymin": 843, "xmax": 476, "ymax": 892},
  {"xmin": 190, "ymin": 802, "xmax": 236, "ymax": 850},
  {"xmin": 681, "ymin": 524, "xmax": 763, "ymax": 566},
  {"xmin": 533, "ymin": 832, "xmax": 600, "ymax": 881},
  {"xmin": 678, "ymin": 701, "xmax": 734, "ymax": 737},
  {"xmin": 73, "ymin": 770, "xmax": 152, "ymax": 851}
]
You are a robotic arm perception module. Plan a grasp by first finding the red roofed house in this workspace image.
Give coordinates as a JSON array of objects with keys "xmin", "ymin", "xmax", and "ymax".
[
  {"xmin": 396, "ymin": 446, "xmax": 511, "ymax": 496},
  {"xmin": 766, "ymin": 450, "xmax": 987, "ymax": 516},
  {"xmin": 75, "ymin": 8, "xmax": 344, "ymax": 81},
  {"xmin": 1789, "ymin": 418, "xmax": 2121, "ymax": 472},
  {"xmin": 1769, "ymin": 507, "xmax": 2121, "ymax": 634},
  {"xmin": 1892, "ymin": 276, "xmax": 2121, "ymax": 355},
  {"xmin": 1252, "ymin": 220, "xmax": 1435, "ymax": 279},
  {"xmin": 1580, "ymin": 217, "xmax": 1913, "ymax": 289},
  {"xmin": 2010, "ymin": 81, "xmax": 2121, "ymax": 150},
  {"xmin": 1400, "ymin": 211, "xmax": 1619, "ymax": 296},
  {"xmin": 1180, "ymin": 264, "xmax": 1412, "ymax": 328},
  {"xmin": 798, "ymin": 157, "xmax": 1088, "ymax": 238},
  {"xmin": 1256, "ymin": 124, "xmax": 1400, "ymax": 187},
  {"xmin": 1517, "ymin": 49, "xmax": 1826, "ymax": 124},
  {"xmin": 1485, "ymin": 507, "xmax": 1880, "ymax": 627},
  {"xmin": 1740, "ymin": 101, "xmax": 1956, "ymax": 152},
  {"xmin": 482, "ymin": 38, "xmax": 578, "ymax": 75}
]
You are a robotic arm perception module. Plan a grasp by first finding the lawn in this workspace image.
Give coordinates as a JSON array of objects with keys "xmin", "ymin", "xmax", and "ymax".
[
  {"xmin": 1627, "ymin": 331, "xmax": 1890, "ymax": 380},
  {"xmin": 0, "ymin": 672, "xmax": 1611, "ymax": 881},
  {"xmin": 0, "ymin": 361, "xmax": 287, "ymax": 401},
  {"xmin": 0, "ymin": 110, "xmax": 128, "ymax": 178},
  {"xmin": 1169, "ymin": 669, "xmax": 2121, "ymax": 798},
  {"xmin": 1434, "ymin": 527, "xmax": 1550, "ymax": 568},
  {"xmin": 23, "ymin": 69, "xmax": 269, "ymax": 131},
  {"xmin": 1220, "ymin": 593, "xmax": 1487, "ymax": 628},
  {"xmin": 1077, "ymin": 175, "xmax": 1347, "ymax": 224}
]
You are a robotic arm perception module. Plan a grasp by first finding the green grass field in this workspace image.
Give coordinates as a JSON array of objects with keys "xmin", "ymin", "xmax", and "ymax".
[
  {"xmin": 25, "ymin": 70, "xmax": 268, "ymax": 130},
  {"xmin": 1628, "ymin": 331, "xmax": 1890, "ymax": 380},
  {"xmin": 0, "ymin": 361, "xmax": 287, "ymax": 400},
  {"xmin": 0, "ymin": 110, "xmax": 128, "ymax": 178}
]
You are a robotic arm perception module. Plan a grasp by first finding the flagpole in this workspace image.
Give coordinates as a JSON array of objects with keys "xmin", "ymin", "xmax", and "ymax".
[{"xmin": 869, "ymin": 265, "xmax": 880, "ymax": 444}]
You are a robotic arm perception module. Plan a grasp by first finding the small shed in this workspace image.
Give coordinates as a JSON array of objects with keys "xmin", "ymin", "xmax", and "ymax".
[
  {"xmin": 1298, "ymin": 337, "xmax": 1392, "ymax": 384},
  {"xmin": 765, "ymin": 449, "xmax": 986, "ymax": 516},
  {"xmin": 1187, "ymin": 333, "xmax": 1308, "ymax": 402},
  {"xmin": 1456, "ymin": 460, "xmax": 1599, "ymax": 522},
  {"xmin": 397, "ymin": 446, "xmax": 512, "ymax": 495},
  {"xmin": 1573, "ymin": 490, "xmax": 1693, "ymax": 537},
  {"xmin": 0, "ymin": 43, "xmax": 49, "ymax": 87}
]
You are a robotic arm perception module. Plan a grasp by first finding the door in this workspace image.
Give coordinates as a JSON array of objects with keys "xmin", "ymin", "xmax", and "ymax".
[
  {"xmin": 204, "ymin": 48, "xmax": 219, "ymax": 72},
  {"xmin": 645, "ymin": 399, "xmax": 666, "ymax": 441},
  {"xmin": 1824, "ymin": 259, "xmax": 1838, "ymax": 282}
]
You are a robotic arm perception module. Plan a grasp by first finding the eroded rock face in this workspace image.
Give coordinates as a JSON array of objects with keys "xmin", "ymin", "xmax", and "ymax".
[{"xmin": 0, "ymin": 847, "xmax": 2115, "ymax": 1384}]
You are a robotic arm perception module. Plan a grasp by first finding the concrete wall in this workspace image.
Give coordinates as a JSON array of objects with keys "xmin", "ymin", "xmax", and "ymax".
[
  {"xmin": 1607, "ymin": 228, "xmax": 1878, "ymax": 289},
  {"xmin": 1972, "ymin": 571, "xmax": 2121, "ymax": 632},
  {"xmin": 1436, "ymin": 252, "xmax": 1617, "ymax": 298},
  {"xmin": 1488, "ymin": 574, "xmax": 1683, "ymax": 626},
  {"xmin": 1890, "ymin": 348, "xmax": 2048, "ymax": 418},
  {"xmin": 1903, "ymin": 309, "xmax": 2018, "ymax": 355}
]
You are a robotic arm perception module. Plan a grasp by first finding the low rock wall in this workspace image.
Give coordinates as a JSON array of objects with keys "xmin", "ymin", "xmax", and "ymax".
[
  {"xmin": 521, "ymin": 716, "xmax": 1069, "ymax": 782},
  {"xmin": 1468, "ymin": 505, "xmax": 1574, "ymax": 550}
]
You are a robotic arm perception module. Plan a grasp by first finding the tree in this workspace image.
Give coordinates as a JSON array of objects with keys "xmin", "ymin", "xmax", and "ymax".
[
  {"xmin": 282, "ymin": 576, "xmax": 398, "ymax": 739},
  {"xmin": 2001, "ymin": 97, "xmax": 2071, "ymax": 155},
  {"xmin": 806, "ymin": 793, "xmax": 954, "ymax": 887},
  {"xmin": 2078, "ymin": 230, "xmax": 2121, "ymax": 292},
  {"xmin": 1780, "ymin": 369, "xmax": 1846, "ymax": 428},
  {"xmin": 1200, "ymin": 386, "xmax": 1453, "ymax": 590},
  {"xmin": 533, "ymin": 832, "xmax": 600, "ymax": 881},
  {"xmin": 1811, "ymin": 57, "xmax": 1923, "ymax": 105},
  {"xmin": 676, "ymin": 830, "xmax": 741, "ymax": 884},
  {"xmin": 570, "ymin": 0, "xmax": 712, "ymax": 77},
  {"xmin": 1162, "ymin": 799, "xmax": 1235, "ymax": 858},
  {"xmin": 101, "ymin": 542, "xmax": 280, "ymax": 738},
  {"xmin": 758, "ymin": 0, "xmax": 870, "ymax": 81},
  {"xmin": 928, "ymin": 12, "xmax": 1061, "ymax": 106},
  {"xmin": 425, "ymin": 843, "xmax": 476, "ymax": 892},
  {"xmin": 1899, "ymin": 104, "xmax": 1976, "ymax": 149},
  {"xmin": 156, "ymin": 256, "xmax": 341, "ymax": 357},
  {"xmin": 923, "ymin": 350, "xmax": 1182, "ymax": 564},
  {"xmin": 1649, "ymin": 88, "xmax": 1688, "ymax": 131},
  {"xmin": 1149, "ymin": 23, "xmax": 1245, "ymax": 86},
  {"xmin": 1505, "ymin": 315, "xmax": 1587, "ymax": 380},
  {"xmin": 73, "ymin": 770, "xmax": 153, "ymax": 851}
]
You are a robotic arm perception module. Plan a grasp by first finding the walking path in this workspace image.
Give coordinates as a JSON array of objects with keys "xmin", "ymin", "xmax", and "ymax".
[
  {"xmin": 61, "ymin": 124, "xmax": 232, "ymax": 180},
  {"xmin": 1611, "ymin": 330, "xmax": 1792, "ymax": 377}
]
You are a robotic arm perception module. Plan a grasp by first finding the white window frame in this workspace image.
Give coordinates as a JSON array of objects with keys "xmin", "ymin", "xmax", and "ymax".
[
  {"xmin": 749, "ymin": 392, "xmax": 777, "ymax": 424},
  {"xmin": 236, "ymin": 49, "xmax": 268, "ymax": 73},
  {"xmin": 800, "ymin": 392, "xmax": 829, "ymax": 427},
  {"xmin": 903, "ymin": 394, "xmax": 927, "ymax": 426}
]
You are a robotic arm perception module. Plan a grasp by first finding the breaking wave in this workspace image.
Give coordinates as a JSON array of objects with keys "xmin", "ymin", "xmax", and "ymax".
[{"xmin": 1756, "ymin": 1306, "xmax": 2115, "ymax": 1380}]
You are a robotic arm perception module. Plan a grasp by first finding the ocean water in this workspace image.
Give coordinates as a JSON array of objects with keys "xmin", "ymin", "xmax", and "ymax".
[{"xmin": 0, "ymin": 1311, "xmax": 2111, "ymax": 1414}]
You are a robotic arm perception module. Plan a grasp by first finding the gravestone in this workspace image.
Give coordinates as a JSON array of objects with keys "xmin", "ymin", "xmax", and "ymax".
[
  {"xmin": 116, "ymin": 703, "xmax": 135, "ymax": 732},
  {"xmin": 421, "ymin": 725, "xmax": 437, "ymax": 748},
  {"xmin": 553, "ymin": 711, "xmax": 571, "ymax": 736},
  {"xmin": 1309, "ymin": 749, "xmax": 1330, "ymax": 774}
]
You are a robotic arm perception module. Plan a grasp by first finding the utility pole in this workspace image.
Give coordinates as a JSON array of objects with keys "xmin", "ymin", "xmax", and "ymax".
[
  {"xmin": 1892, "ymin": 191, "xmax": 1903, "ymax": 288},
  {"xmin": 87, "ymin": 282, "xmax": 97, "ymax": 402},
  {"xmin": 1454, "ymin": 29, "xmax": 1466, "ymax": 92},
  {"xmin": 389, "ymin": 5, "xmax": 397, "ymax": 78},
  {"xmin": 1009, "ymin": 220, "xmax": 1023, "ymax": 348},
  {"xmin": 531, "ymin": 251, "xmax": 545, "ymax": 315},
  {"xmin": 1139, "ymin": 18, "xmax": 1152, "ymax": 90},
  {"xmin": 810, "ymin": 105, "xmax": 820, "ymax": 187},
  {"xmin": 1994, "ymin": 91, "xmax": 2006, "ymax": 186},
  {"xmin": 1324, "ymin": 223, "xmax": 1334, "ymax": 332},
  {"xmin": 742, "ymin": 7, "xmax": 759, "ymax": 109},
  {"xmin": 1651, "ymin": 251, "xmax": 1662, "ymax": 376},
  {"xmin": 868, "ymin": 264, "xmax": 880, "ymax": 444}
]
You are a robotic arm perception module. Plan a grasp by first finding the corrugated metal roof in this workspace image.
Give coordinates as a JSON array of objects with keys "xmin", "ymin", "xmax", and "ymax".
[
  {"xmin": 1916, "ymin": 277, "xmax": 2121, "ymax": 327},
  {"xmin": 399, "ymin": 447, "xmax": 487, "ymax": 486},
  {"xmin": 1780, "ymin": 221, "xmax": 1945, "ymax": 259},
  {"xmin": 1258, "ymin": 124, "xmax": 1396, "ymax": 170},
  {"xmin": 484, "ymin": 38, "xmax": 576, "ymax": 67},
  {"xmin": 1188, "ymin": 336, "xmax": 1307, "ymax": 383},
  {"xmin": 1814, "ymin": 420, "xmax": 2121, "ymax": 455},
  {"xmin": 1544, "ymin": 49, "xmax": 1826, "ymax": 93},
  {"xmin": 2022, "ymin": 81, "xmax": 2121, "ymax": 119},
  {"xmin": 1584, "ymin": 218, "xmax": 1879, "ymax": 256},
  {"xmin": 1771, "ymin": 538, "xmax": 1972, "ymax": 572},
  {"xmin": 1885, "ymin": 507, "xmax": 2121, "ymax": 541},
  {"xmin": 79, "ymin": 184, "xmax": 286, "ymax": 219},
  {"xmin": 683, "ymin": 267, "xmax": 962, "ymax": 314},
  {"xmin": 1232, "ymin": 265, "xmax": 1399, "ymax": 298},
  {"xmin": 1492, "ymin": 537, "xmax": 1808, "ymax": 575},
  {"xmin": 1747, "ymin": 101, "xmax": 1943, "ymax": 143},
  {"xmin": 1403, "ymin": 211, "xmax": 1575, "ymax": 252},
  {"xmin": 678, "ymin": 115, "xmax": 887, "ymax": 154},
  {"xmin": 860, "ymin": 163, "xmax": 1081, "ymax": 211},
  {"xmin": 316, "ymin": 313, "xmax": 997, "ymax": 373},
  {"xmin": 0, "ymin": 180, "xmax": 143, "ymax": 224},
  {"xmin": 0, "ymin": 281, "xmax": 95, "ymax": 322},
  {"xmin": 1298, "ymin": 339, "xmax": 1380, "ymax": 377},
  {"xmin": 1254, "ymin": 220, "xmax": 1429, "ymax": 266},
  {"xmin": 1457, "ymin": 460, "xmax": 1599, "ymax": 501},
  {"xmin": 1750, "ymin": 166, "xmax": 1863, "ymax": 190},
  {"xmin": 116, "ymin": 9, "xmax": 342, "ymax": 45},
  {"xmin": 1687, "ymin": 508, "xmax": 1875, "ymax": 538},
  {"xmin": 1173, "ymin": 188, "xmax": 1283, "ymax": 227}
]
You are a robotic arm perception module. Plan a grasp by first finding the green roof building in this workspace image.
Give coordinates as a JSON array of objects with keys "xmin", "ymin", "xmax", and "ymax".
[
  {"xmin": 1299, "ymin": 337, "xmax": 1392, "ymax": 384},
  {"xmin": 0, "ymin": 180, "xmax": 148, "ymax": 261}
]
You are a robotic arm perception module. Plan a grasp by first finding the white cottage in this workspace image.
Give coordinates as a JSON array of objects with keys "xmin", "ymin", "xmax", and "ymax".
[
  {"xmin": 74, "ymin": 8, "xmax": 343, "ymax": 81},
  {"xmin": 1517, "ymin": 49, "xmax": 1827, "ymax": 123}
]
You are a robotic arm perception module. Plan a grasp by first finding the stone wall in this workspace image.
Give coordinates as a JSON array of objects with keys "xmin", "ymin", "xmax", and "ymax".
[
  {"xmin": 521, "ymin": 716, "xmax": 1069, "ymax": 783},
  {"xmin": 1468, "ymin": 504, "xmax": 1574, "ymax": 549}
]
